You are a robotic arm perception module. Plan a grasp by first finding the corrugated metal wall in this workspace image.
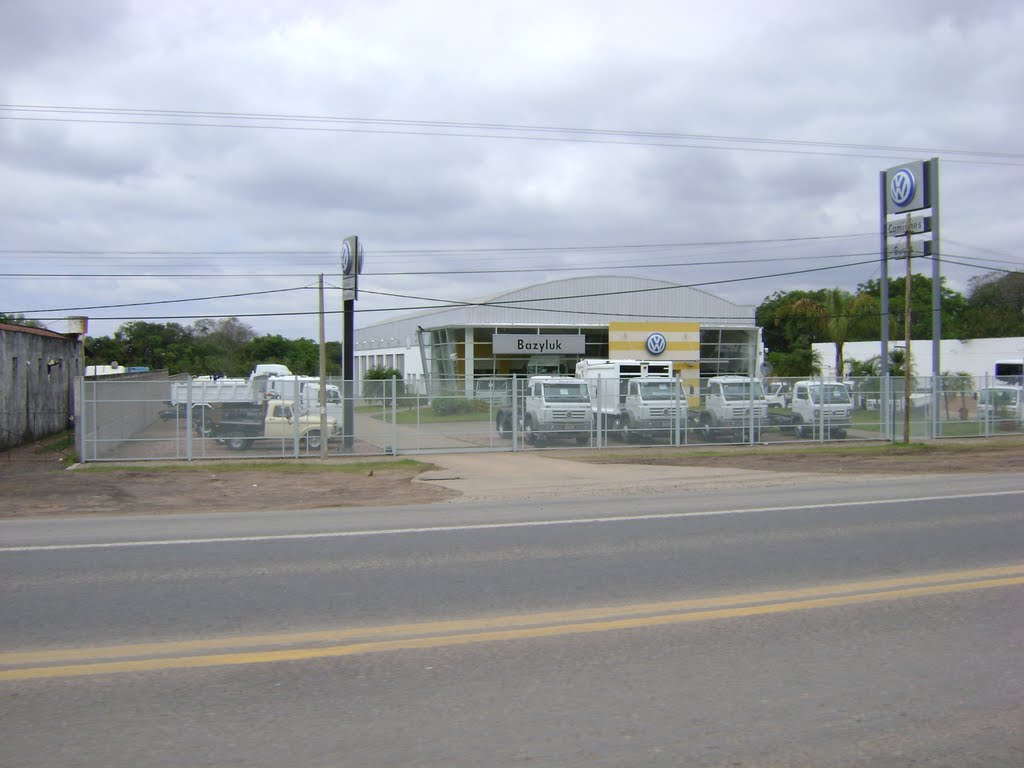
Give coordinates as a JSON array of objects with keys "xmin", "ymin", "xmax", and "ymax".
[{"xmin": 0, "ymin": 326, "xmax": 82, "ymax": 450}]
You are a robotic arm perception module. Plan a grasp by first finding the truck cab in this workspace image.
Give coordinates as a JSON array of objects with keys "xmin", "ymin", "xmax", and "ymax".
[
  {"xmin": 791, "ymin": 380, "xmax": 853, "ymax": 439},
  {"xmin": 976, "ymin": 385, "xmax": 1023, "ymax": 426},
  {"xmin": 698, "ymin": 376, "xmax": 767, "ymax": 441},
  {"xmin": 622, "ymin": 378, "xmax": 688, "ymax": 443},
  {"xmin": 764, "ymin": 381, "xmax": 791, "ymax": 408},
  {"xmin": 521, "ymin": 376, "xmax": 593, "ymax": 446}
]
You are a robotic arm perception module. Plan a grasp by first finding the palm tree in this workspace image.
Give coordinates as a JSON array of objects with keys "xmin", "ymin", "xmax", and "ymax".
[
  {"xmin": 941, "ymin": 370, "xmax": 974, "ymax": 420},
  {"xmin": 781, "ymin": 289, "xmax": 877, "ymax": 378}
]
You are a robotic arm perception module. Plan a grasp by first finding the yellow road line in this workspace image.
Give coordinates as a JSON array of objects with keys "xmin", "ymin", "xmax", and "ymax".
[{"xmin": 2, "ymin": 567, "xmax": 1021, "ymax": 682}]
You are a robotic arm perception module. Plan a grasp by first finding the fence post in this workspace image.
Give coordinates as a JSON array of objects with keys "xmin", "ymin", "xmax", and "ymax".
[
  {"xmin": 390, "ymin": 376, "xmax": 398, "ymax": 455},
  {"xmin": 512, "ymin": 374, "xmax": 519, "ymax": 452},
  {"xmin": 186, "ymin": 377, "xmax": 193, "ymax": 462},
  {"xmin": 77, "ymin": 376, "xmax": 86, "ymax": 462}
]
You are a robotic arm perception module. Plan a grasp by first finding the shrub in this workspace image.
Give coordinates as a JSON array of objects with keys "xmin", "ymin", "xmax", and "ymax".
[{"xmin": 363, "ymin": 367, "xmax": 405, "ymax": 404}]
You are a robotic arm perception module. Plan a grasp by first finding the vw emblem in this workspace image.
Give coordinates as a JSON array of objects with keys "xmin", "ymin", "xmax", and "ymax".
[
  {"xmin": 646, "ymin": 332, "xmax": 667, "ymax": 356},
  {"xmin": 889, "ymin": 168, "xmax": 916, "ymax": 208}
]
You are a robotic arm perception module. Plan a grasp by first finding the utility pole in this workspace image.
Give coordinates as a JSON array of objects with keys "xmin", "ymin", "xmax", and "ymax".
[
  {"xmin": 903, "ymin": 213, "xmax": 912, "ymax": 444},
  {"xmin": 318, "ymin": 273, "xmax": 328, "ymax": 460}
]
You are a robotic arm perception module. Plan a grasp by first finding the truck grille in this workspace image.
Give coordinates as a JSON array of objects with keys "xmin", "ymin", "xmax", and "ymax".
[{"xmin": 553, "ymin": 409, "xmax": 589, "ymax": 420}]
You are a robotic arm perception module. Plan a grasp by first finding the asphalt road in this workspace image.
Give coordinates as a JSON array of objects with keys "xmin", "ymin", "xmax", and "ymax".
[{"xmin": 2, "ymin": 475, "xmax": 1023, "ymax": 767}]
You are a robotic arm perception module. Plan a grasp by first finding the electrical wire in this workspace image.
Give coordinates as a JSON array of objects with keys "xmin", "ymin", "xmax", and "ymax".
[{"xmin": 3, "ymin": 104, "xmax": 1022, "ymax": 165}]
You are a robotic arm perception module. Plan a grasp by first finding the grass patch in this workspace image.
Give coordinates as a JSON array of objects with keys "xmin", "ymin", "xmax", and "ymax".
[
  {"xmin": 576, "ymin": 435, "xmax": 1024, "ymax": 464},
  {"xmin": 33, "ymin": 431, "xmax": 75, "ymax": 455},
  {"xmin": 364, "ymin": 405, "xmax": 492, "ymax": 425},
  {"xmin": 32, "ymin": 431, "xmax": 78, "ymax": 465}
]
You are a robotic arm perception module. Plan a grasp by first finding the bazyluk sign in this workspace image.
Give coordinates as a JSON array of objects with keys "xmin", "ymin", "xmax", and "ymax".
[{"xmin": 492, "ymin": 334, "xmax": 586, "ymax": 355}]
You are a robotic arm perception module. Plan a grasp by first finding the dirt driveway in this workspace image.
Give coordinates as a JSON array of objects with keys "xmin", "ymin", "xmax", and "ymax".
[{"xmin": 2, "ymin": 437, "xmax": 1023, "ymax": 518}]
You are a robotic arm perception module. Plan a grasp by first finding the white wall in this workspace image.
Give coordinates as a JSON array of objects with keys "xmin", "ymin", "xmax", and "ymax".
[{"xmin": 813, "ymin": 338, "xmax": 1024, "ymax": 380}]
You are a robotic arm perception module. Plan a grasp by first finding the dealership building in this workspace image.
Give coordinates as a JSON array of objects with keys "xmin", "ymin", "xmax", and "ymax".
[{"xmin": 353, "ymin": 276, "xmax": 763, "ymax": 400}]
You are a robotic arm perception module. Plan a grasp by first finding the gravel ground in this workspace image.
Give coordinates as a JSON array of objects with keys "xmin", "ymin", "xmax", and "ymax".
[{"xmin": 2, "ymin": 436, "xmax": 1023, "ymax": 518}]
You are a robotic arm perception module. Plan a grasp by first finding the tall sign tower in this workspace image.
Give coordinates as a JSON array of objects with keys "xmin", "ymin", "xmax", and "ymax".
[
  {"xmin": 879, "ymin": 158, "xmax": 940, "ymax": 441},
  {"xmin": 341, "ymin": 235, "xmax": 363, "ymax": 451}
]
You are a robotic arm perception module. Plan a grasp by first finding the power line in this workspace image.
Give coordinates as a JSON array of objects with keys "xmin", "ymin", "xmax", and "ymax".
[
  {"xmin": 9, "ymin": 285, "xmax": 315, "ymax": 314},
  {"xmin": 0, "ymin": 250, "xmax": 884, "ymax": 280},
  {"xmin": 0, "ymin": 232, "xmax": 875, "ymax": 257},
  {"xmin": 3, "ymin": 104, "xmax": 1022, "ymax": 164},
  {"xmin": 8, "ymin": 255, "xmax": 884, "ymax": 316}
]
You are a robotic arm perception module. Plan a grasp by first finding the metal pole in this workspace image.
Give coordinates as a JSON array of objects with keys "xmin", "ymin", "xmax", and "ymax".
[
  {"xmin": 904, "ymin": 213, "xmax": 913, "ymax": 444},
  {"xmin": 343, "ymin": 297, "xmax": 354, "ymax": 452},
  {"xmin": 879, "ymin": 170, "xmax": 891, "ymax": 441},
  {"xmin": 318, "ymin": 274, "xmax": 328, "ymax": 460},
  {"xmin": 929, "ymin": 158, "xmax": 942, "ymax": 437}
]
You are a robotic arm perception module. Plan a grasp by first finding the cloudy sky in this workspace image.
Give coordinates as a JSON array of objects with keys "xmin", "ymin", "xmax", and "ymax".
[{"xmin": 2, "ymin": 0, "xmax": 1022, "ymax": 343}]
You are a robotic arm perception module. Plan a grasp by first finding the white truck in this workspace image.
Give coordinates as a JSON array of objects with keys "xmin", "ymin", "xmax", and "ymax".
[
  {"xmin": 494, "ymin": 375, "xmax": 593, "ymax": 445},
  {"xmin": 473, "ymin": 376, "xmax": 513, "ymax": 407},
  {"xmin": 789, "ymin": 379, "xmax": 853, "ymax": 439},
  {"xmin": 976, "ymin": 385, "xmax": 1024, "ymax": 426},
  {"xmin": 764, "ymin": 381, "xmax": 791, "ymax": 409},
  {"xmin": 694, "ymin": 376, "xmax": 768, "ymax": 442},
  {"xmin": 168, "ymin": 376, "xmax": 253, "ymax": 411},
  {"xmin": 167, "ymin": 369, "xmax": 343, "ymax": 433},
  {"xmin": 253, "ymin": 374, "xmax": 344, "ymax": 422},
  {"xmin": 574, "ymin": 359, "xmax": 685, "ymax": 443}
]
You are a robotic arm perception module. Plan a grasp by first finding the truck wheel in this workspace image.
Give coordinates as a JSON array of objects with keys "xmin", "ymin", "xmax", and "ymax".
[
  {"xmin": 698, "ymin": 413, "xmax": 717, "ymax": 442},
  {"xmin": 523, "ymin": 417, "xmax": 543, "ymax": 446},
  {"xmin": 192, "ymin": 405, "xmax": 214, "ymax": 437},
  {"xmin": 496, "ymin": 414, "xmax": 510, "ymax": 439},
  {"xmin": 303, "ymin": 430, "xmax": 322, "ymax": 451},
  {"xmin": 226, "ymin": 436, "xmax": 251, "ymax": 451},
  {"xmin": 575, "ymin": 434, "xmax": 589, "ymax": 446},
  {"xmin": 831, "ymin": 428, "xmax": 847, "ymax": 440},
  {"xmin": 793, "ymin": 415, "xmax": 809, "ymax": 439},
  {"xmin": 621, "ymin": 415, "xmax": 636, "ymax": 444}
]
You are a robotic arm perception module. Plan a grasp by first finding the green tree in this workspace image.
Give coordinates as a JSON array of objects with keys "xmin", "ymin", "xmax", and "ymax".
[
  {"xmin": 0, "ymin": 313, "xmax": 44, "ymax": 328},
  {"xmin": 111, "ymin": 321, "xmax": 197, "ymax": 373},
  {"xmin": 324, "ymin": 341, "xmax": 342, "ymax": 376},
  {"xmin": 192, "ymin": 317, "xmax": 256, "ymax": 375},
  {"xmin": 283, "ymin": 337, "xmax": 320, "ymax": 375},
  {"xmin": 362, "ymin": 366, "xmax": 405, "ymax": 404},
  {"xmin": 84, "ymin": 335, "xmax": 126, "ymax": 367},
  {"xmin": 857, "ymin": 275, "xmax": 969, "ymax": 340},
  {"xmin": 236, "ymin": 334, "xmax": 293, "ymax": 376},
  {"xmin": 778, "ymin": 288, "xmax": 878, "ymax": 378},
  {"xmin": 756, "ymin": 290, "xmax": 824, "ymax": 357},
  {"xmin": 962, "ymin": 271, "xmax": 1024, "ymax": 338}
]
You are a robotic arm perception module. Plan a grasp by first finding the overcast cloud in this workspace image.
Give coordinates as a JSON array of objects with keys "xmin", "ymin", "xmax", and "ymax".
[{"xmin": 1, "ymin": 0, "xmax": 1022, "ymax": 343}]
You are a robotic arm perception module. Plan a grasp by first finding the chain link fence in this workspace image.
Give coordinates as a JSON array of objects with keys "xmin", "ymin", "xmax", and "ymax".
[{"xmin": 70, "ymin": 373, "xmax": 1023, "ymax": 462}]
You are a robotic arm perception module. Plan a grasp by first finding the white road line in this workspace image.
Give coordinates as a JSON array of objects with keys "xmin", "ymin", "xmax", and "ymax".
[{"xmin": 2, "ymin": 490, "xmax": 1022, "ymax": 553}]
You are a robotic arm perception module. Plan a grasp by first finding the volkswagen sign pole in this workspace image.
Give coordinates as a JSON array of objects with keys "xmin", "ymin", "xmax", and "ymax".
[
  {"xmin": 341, "ymin": 235, "xmax": 362, "ymax": 452},
  {"xmin": 881, "ymin": 159, "xmax": 939, "ymax": 443}
]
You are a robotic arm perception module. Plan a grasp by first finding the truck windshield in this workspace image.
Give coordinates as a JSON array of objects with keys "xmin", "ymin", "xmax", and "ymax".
[
  {"xmin": 810, "ymin": 384, "xmax": 852, "ymax": 404},
  {"xmin": 638, "ymin": 381, "xmax": 679, "ymax": 400},
  {"xmin": 720, "ymin": 382, "xmax": 766, "ymax": 401},
  {"xmin": 979, "ymin": 388, "xmax": 1019, "ymax": 408},
  {"xmin": 542, "ymin": 383, "xmax": 590, "ymax": 402}
]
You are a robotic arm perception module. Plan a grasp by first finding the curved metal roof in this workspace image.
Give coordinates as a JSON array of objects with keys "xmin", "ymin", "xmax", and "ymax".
[{"xmin": 355, "ymin": 275, "xmax": 755, "ymax": 347}]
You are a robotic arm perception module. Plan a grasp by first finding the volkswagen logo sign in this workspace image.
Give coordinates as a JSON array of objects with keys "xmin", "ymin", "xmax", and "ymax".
[
  {"xmin": 645, "ymin": 332, "xmax": 667, "ymax": 356},
  {"xmin": 889, "ymin": 168, "xmax": 916, "ymax": 208}
]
